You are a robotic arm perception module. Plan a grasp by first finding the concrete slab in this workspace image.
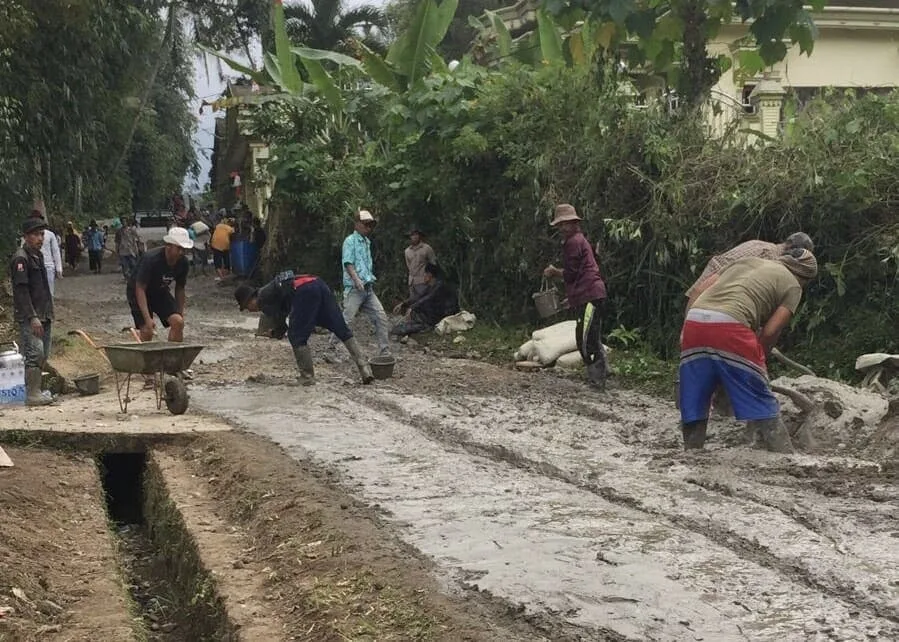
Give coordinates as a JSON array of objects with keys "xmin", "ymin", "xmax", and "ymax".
[{"xmin": 0, "ymin": 388, "xmax": 231, "ymax": 435}]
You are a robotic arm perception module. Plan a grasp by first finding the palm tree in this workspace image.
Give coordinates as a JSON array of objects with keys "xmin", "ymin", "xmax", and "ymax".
[{"xmin": 284, "ymin": 0, "xmax": 388, "ymax": 53}]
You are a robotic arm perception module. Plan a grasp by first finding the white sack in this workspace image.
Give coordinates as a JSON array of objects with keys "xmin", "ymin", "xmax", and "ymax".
[
  {"xmin": 514, "ymin": 339, "xmax": 536, "ymax": 361},
  {"xmin": 533, "ymin": 323, "xmax": 577, "ymax": 365},
  {"xmin": 555, "ymin": 351, "xmax": 584, "ymax": 369},
  {"xmin": 532, "ymin": 320, "xmax": 576, "ymax": 342},
  {"xmin": 436, "ymin": 311, "xmax": 477, "ymax": 335}
]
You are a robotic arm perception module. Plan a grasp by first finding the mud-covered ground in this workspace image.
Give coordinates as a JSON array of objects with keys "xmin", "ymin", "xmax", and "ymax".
[{"xmin": 8, "ymin": 264, "xmax": 899, "ymax": 641}]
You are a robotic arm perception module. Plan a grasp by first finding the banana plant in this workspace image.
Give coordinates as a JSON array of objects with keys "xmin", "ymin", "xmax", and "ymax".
[
  {"xmin": 470, "ymin": 9, "xmax": 616, "ymax": 68},
  {"xmin": 353, "ymin": 0, "xmax": 458, "ymax": 94},
  {"xmin": 198, "ymin": 0, "xmax": 359, "ymax": 114}
]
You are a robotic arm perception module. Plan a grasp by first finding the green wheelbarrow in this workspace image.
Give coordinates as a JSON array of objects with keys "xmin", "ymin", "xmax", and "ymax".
[{"xmin": 102, "ymin": 342, "xmax": 204, "ymax": 415}]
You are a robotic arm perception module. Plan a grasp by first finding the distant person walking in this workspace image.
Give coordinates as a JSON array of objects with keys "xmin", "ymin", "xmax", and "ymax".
[
  {"xmin": 115, "ymin": 216, "xmax": 144, "ymax": 280},
  {"xmin": 190, "ymin": 221, "xmax": 211, "ymax": 276},
  {"xmin": 404, "ymin": 225, "xmax": 437, "ymax": 299},
  {"xmin": 64, "ymin": 222, "xmax": 81, "ymax": 272},
  {"xmin": 83, "ymin": 220, "xmax": 105, "ymax": 274},
  {"xmin": 210, "ymin": 218, "xmax": 234, "ymax": 281}
]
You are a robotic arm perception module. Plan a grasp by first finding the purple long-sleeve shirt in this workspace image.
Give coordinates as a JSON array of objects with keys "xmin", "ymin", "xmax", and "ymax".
[{"xmin": 562, "ymin": 232, "xmax": 606, "ymax": 308}]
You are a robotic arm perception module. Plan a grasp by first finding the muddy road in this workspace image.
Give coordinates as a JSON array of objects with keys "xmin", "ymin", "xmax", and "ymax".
[{"xmin": 21, "ymin": 268, "xmax": 899, "ymax": 640}]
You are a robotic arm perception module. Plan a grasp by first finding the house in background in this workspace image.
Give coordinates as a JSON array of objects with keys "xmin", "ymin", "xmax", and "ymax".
[
  {"xmin": 707, "ymin": 0, "xmax": 899, "ymax": 137},
  {"xmin": 491, "ymin": 1, "xmax": 899, "ymax": 138},
  {"xmin": 208, "ymin": 79, "xmax": 274, "ymax": 219}
]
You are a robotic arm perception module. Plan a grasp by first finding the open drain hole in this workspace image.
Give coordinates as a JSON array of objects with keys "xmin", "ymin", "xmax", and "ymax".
[
  {"xmin": 97, "ymin": 452, "xmax": 236, "ymax": 639},
  {"xmin": 99, "ymin": 452, "xmax": 146, "ymax": 524}
]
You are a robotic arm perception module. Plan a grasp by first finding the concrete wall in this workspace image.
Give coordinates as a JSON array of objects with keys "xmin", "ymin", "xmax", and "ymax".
[{"xmin": 711, "ymin": 25, "xmax": 899, "ymax": 102}]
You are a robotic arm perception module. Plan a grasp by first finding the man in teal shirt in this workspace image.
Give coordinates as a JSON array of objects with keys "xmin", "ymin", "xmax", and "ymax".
[{"xmin": 334, "ymin": 209, "xmax": 391, "ymax": 355}]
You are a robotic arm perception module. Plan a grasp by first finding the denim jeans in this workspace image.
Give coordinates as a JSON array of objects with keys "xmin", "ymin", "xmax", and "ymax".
[
  {"xmin": 19, "ymin": 320, "xmax": 51, "ymax": 368},
  {"xmin": 119, "ymin": 255, "xmax": 138, "ymax": 279},
  {"xmin": 332, "ymin": 286, "xmax": 390, "ymax": 354}
]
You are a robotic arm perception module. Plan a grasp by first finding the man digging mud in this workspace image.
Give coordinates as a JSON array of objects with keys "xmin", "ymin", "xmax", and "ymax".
[
  {"xmin": 679, "ymin": 248, "xmax": 818, "ymax": 453},
  {"xmin": 234, "ymin": 274, "xmax": 374, "ymax": 385},
  {"xmin": 126, "ymin": 227, "xmax": 192, "ymax": 342}
]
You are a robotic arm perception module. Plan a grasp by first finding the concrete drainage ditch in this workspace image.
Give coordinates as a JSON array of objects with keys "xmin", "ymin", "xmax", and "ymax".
[{"xmin": 98, "ymin": 450, "xmax": 237, "ymax": 640}]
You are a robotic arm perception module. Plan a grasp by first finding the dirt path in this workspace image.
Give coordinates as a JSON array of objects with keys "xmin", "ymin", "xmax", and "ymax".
[
  {"xmin": 0, "ymin": 449, "xmax": 134, "ymax": 642},
  {"xmin": 6, "ymin": 268, "xmax": 899, "ymax": 641}
]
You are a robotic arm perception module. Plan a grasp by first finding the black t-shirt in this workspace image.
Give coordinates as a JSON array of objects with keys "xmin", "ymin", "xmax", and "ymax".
[{"xmin": 128, "ymin": 246, "xmax": 188, "ymax": 293}]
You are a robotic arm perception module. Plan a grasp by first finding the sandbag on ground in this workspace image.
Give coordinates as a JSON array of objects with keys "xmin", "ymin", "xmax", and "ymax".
[
  {"xmin": 532, "ymin": 320, "xmax": 575, "ymax": 342},
  {"xmin": 514, "ymin": 339, "xmax": 536, "ymax": 362},
  {"xmin": 533, "ymin": 328, "xmax": 577, "ymax": 364},
  {"xmin": 555, "ymin": 351, "xmax": 583, "ymax": 369}
]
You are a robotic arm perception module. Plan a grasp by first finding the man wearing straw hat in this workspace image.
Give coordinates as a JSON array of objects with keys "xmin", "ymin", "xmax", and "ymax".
[
  {"xmin": 543, "ymin": 204, "xmax": 609, "ymax": 389},
  {"xmin": 679, "ymin": 248, "xmax": 818, "ymax": 453}
]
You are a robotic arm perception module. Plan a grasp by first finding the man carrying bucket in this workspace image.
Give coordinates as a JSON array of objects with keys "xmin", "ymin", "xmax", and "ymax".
[
  {"xmin": 234, "ymin": 274, "xmax": 374, "ymax": 386},
  {"xmin": 543, "ymin": 204, "xmax": 609, "ymax": 389}
]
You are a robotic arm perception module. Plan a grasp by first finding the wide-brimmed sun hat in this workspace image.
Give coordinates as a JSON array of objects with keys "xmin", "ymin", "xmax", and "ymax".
[
  {"xmin": 163, "ymin": 226, "xmax": 194, "ymax": 249},
  {"xmin": 550, "ymin": 203, "xmax": 582, "ymax": 226}
]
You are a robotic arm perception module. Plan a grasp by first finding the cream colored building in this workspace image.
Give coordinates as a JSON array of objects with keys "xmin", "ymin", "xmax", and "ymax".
[
  {"xmin": 491, "ymin": 1, "xmax": 899, "ymax": 138},
  {"xmin": 708, "ymin": 1, "xmax": 899, "ymax": 138}
]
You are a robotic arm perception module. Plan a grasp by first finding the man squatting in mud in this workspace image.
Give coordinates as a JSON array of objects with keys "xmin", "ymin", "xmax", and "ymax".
[
  {"xmin": 234, "ymin": 273, "xmax": 374, "ymax": 385},
  {"xmin": 678, "ymin": 248, "xmax": 818, "ymax": 453}
]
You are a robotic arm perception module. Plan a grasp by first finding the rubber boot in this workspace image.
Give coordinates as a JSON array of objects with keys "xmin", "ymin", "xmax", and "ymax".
[
  {"xmin": 25, "ymin": 367, "xmax": 52, "ymax": 406},
  {"xmin": 681, "ymin": 420, "xmax": 708, "ymax": 450},
  {"xmin": 292, "ymin": 345, "xmax": 315, "ymax": 386},
  {"xmin": 586, "ymin": 361, "xmax": 607, "ymax": 391},
  {"xmin": 343, "ymin": 338, "xmax": 374, "ymax": 385},
  {"xmin": 752, "ymin": 417, "xmax": 795, "ymax": 454}
]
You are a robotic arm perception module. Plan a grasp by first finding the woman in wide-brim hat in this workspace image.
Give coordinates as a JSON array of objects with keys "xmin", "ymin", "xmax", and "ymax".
[{"xmin": 543, "ymin": 204, "xmax": 609, "ymax": 389}]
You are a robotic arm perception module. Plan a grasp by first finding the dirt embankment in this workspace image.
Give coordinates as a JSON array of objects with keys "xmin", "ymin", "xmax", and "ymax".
[{"xmin": 0, "ymin": 449, "xmax": 133, "ymax": 642}]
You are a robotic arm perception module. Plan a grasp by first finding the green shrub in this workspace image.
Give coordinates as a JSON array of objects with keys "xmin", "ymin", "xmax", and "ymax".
[{"xmin": 257, "ymin": 67, "xmax": 899, "ymax": 378}]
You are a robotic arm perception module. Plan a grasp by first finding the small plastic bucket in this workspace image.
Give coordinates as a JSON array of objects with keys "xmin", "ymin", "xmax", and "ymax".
[{"xmin": 368, "ymin": 355, "xmax": 396, "ymax": 380}]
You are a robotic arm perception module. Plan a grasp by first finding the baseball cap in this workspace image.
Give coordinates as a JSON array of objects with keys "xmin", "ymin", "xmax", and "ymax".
[
  {"xmin": 163, "ymin": 226, "xmax": 194, "ymax": 249},
  {"xmin": 234, "ymin": 284, "xmax": 257, "ymax": 310},
  {"xmin": 356, "ymin": 209, "xmax": 376, "ymax": 224}
]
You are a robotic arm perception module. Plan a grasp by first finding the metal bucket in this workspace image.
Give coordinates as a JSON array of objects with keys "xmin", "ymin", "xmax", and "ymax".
[{"xmin": 532, "ymin": 279, "xmax": 560, "ymax": 319}]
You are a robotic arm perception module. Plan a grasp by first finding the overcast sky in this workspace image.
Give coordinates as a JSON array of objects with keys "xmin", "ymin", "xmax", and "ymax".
[{"xmin": 186, "ymin": 0, "xmax": 386, "ymax": 193}]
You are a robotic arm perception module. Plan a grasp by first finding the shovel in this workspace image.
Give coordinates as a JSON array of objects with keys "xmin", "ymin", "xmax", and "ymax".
[{"xmin": 769, "ymin": 348, "xmax": 817, "ymax": 413}]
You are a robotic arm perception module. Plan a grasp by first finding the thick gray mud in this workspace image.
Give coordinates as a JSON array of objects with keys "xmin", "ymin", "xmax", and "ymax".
[
  {"xmin": 55, "ymin": 270, "xmax": 899, "ymax": 641},
  {"xmin": 194, "ymin": 382, "xmax": 899, "ymax": 641}
]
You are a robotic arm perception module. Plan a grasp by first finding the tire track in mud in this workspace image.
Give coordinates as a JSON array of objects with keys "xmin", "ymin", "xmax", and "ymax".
[{"xmin": 352, "ymin": 390, "xmax": 899, "ymax": 628}]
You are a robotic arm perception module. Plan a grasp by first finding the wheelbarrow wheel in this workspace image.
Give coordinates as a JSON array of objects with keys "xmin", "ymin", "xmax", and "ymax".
[{"xmin": 164, "ymin": 377, "xmax": 189, "ymax": 415}]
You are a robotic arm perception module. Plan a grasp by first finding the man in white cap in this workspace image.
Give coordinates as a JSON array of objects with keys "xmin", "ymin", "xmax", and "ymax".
[
  {"xmin": 126, "ymin": 226, "xmax": 193, "ymax": 342},
  {"xmin": 332, "ymin": 209, "xmax": 390, "ymax": 355}
]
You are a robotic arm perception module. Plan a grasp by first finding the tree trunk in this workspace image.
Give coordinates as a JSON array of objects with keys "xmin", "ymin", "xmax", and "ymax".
[
  {"xmin": 674, "ymin": 0, "xmax": 718, "ymax": 108},
  {"xmin": 109, "ymin": 1, "xmax": 177, "ymax": 181}
]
